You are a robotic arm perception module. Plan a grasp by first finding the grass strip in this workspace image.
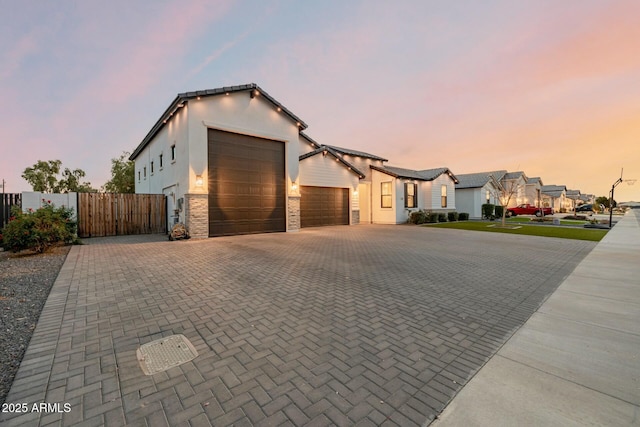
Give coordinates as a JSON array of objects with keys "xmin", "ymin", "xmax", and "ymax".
[{"xmin": 426, "ymin": 221, "xmax": 607, "ymax": 241}]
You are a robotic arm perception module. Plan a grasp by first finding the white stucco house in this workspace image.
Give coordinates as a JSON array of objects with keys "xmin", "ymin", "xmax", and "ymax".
[
  {"xmin": 455, "ymin": 171, "xmax": 505, "ymax": 219},
  {"xmin": 524, "ymin": 177, "xmax": 543, "ymax": 207},
  {"xmin": 501, "ymin": 171, "xmax": 528, "ymax": 208},
  {"xmin": 369, "ymin": 165, "xmax": 458, "ymax": 224},
  {"xmin": 130, "ymin": 83, "xmax": 371, "ymax": 238},
  {"xmin": 566, "ymin": 189, "xmax": 582, "ymax": 211},
  {"xmin": 541, "ymin": 185, "xmax": 568, "ymax": 212}
]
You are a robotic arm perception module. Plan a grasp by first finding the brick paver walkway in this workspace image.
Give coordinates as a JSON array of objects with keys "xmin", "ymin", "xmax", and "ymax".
[{"xmin": 1, "ymin": 225, "xmax": 594, "ymax": 426}]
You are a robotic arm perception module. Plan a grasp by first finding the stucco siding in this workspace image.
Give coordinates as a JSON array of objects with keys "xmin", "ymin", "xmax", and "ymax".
[
  {"xmin": 371, "ymin": 169, "xmax": 397, "ymax": 224},
  {"xmin": 456, "ymin": 183, "xmax": 499, "ymax": 218},
  {"xmin": 455, "ymin": 188, "xmax": 479, "ymax": 218},
  {"xmin": 425, "ymin": 174, "xmax": 456, "ymax": 210},
  {"xmin": 299, "ymin": 153, "xmax": 359, "ymax": 190},
  {"xmin": 340, "ymin": 155, "xmax": 384, "ymax": 182},
  {"xmin": 134, "ymin": 105, "xmax": 189, "ymax": 202}
]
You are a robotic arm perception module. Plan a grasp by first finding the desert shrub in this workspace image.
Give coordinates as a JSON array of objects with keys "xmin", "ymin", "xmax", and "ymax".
[
  {"xmin": 458, "ymin": 213, "xmax": 469, "ymax": 221},
  {"xmin": 447, "ymin": 212, "xmax": 458, "ymax": 222},
  {"xmin": 494, "ymin": 205, "xmax": 504, "ymax": 218},
  {"xmin": 408, "ymin": 210, "xmax": 427, "ymax": 224},
  {"xmin": 481, "ymin": 204, "xmax": 495, "ymax": 219},
  {"xmin": 438, "ymin": 213, "xmax": 447, "ymax": 222},
  {"xmin": 1, "ymin": 202, "xmax": 76, "ymax": 253},
  {"xmin": 427, "ymin": 212, "xmax": 439, "ymax": 223}
]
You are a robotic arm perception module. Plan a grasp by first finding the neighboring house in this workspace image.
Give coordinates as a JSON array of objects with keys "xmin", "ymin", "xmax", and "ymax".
[
  {"xmin": 501, "ymin": 171, "xmax": 528, "ymax": 208},
  {"xmin": 541, "ymin": 185, "xmax": 568, "ymax": 212},
  {"xmin": 369, "ymin": 165, "xmax": 458, "ymax": 224},
  {"xmin": 524, "ymin": 177, "xmax": 544, "ymax": 207},
  {"xmin": 579, "ymin": 193, "xmax": 596, "ymax": 205},
  {"xmin": 130, "ymin": 83, "xmax": 367, "ymax": 238},
  {"xmin": 455, "ymin": 171, "xmax": 506, "ymax": 219},
  {"xmin": 566, "ymin": 189, "xmax": 582, "ymax": 211}
]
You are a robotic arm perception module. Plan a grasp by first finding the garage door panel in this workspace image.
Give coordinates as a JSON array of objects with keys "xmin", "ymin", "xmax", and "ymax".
[
  {"xmin": 208, "ymin": 129, "xmax": 286, "ymax": 237},
  {"xmin": 300, "ymin": 186, "xmax": 349, "ymax": 228}
]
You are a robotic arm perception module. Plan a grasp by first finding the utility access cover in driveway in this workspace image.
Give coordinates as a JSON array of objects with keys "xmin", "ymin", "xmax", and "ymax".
[{"xmin": 137, "ymin": 334, "xmax": 198, "ymax": 375}]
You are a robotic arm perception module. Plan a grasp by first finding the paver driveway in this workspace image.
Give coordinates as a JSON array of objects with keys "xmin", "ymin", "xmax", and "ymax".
[{"xmin": 2, "ymin": 225, "xmax": 595, "ymax": 426}]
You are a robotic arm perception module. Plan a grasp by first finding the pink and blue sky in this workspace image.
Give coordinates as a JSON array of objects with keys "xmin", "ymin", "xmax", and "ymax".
[{"xmin": 1, "ymin": 0, "xmax": 639, "ymax": 200}]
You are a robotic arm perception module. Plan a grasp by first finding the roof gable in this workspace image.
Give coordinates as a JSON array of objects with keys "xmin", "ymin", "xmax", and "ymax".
[
  {"xmin": 131, "ymin": 83, "xmax": 307, "ymax": 160},
  {"xmin": 326, "ymin": 145, "xmax": 388, "ymax": 162},
  {"xmin": 371, "ymin": 165, "xmax": 458, "ymax": 183},
  {"xmin": 455, "ymin": 170, "xmax": 507, "ymax": 189},
  {"xmin": 299, "ymin": 146, "xmax": 365, "ymax": 178}
]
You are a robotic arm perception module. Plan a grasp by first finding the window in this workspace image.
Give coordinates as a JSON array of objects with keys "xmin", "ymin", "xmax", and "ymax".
[
  {"xmin": 486, "ymin": 190, "xmax": 490, "ymax": 204},
  {"xmin": 381, "ymin": 182, "xmax": 392, "ymax": 208},
  {"xmin": 143, "ymin": 166, "xmax": 147, "ymax": 179},
  {"xmin": 151, "ymin": 161, "xmax": 154, "ymax": 174},
  {"xmin": 441, "ymin": 185, "xmax": 447, "ymax": 208},
  {"xmin": 404, "ymin": 183, "xmax": 417, "ymax": 208},
  {"xmin": 159, "ymin": 153, "xmax": 163, "ymax": 168},
  {"xmin": 138, "ymin": 171, "xmax": 141, "ymax": 181},
  {"xmin": 171, "ymin": 144, "xmax": 176, "ymax": 161}
]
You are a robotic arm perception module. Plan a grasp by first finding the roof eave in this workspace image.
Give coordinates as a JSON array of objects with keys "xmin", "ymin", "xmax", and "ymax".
[
  {"xmin": 131, "ymin": 84, "xmax": 308, "ymax": 161},
  {"xmin": 299, "ymin": 146, "xmax": 365, "ymax": 179}
]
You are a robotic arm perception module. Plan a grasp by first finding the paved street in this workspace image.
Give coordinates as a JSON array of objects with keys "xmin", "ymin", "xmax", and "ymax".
[{"xmin": 1, "ymin": 225, "xmax": 594, "ymax": 426}]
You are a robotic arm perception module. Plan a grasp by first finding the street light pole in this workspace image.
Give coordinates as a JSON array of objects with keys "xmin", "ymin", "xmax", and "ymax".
[{"xmin": 609, "ymin": 169, "xmax": 623, "ymax": 228}]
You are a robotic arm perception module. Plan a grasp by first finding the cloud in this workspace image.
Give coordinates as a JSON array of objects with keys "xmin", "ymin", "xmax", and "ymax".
[
  {"xmin": 0, "ymin": 32, "xmax": 39, "ymax": 80},
  {"xmin": 185, "ymin": 29, "xmax": 252, "ymax": 81}
]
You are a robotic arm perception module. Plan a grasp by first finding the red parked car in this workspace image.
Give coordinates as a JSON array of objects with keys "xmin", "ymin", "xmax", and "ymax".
[{"xmin": 506, "ymin": 204, "xmax": 554, "ymax": 217}]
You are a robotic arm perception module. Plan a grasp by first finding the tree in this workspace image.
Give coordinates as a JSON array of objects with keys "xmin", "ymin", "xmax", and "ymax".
[
  {"xmin": 22, "ymin": 160, "xmax": 96, "ymax": 193},
  {"xmin": 22, "ymin": 160, "xmax": 62, "ymax": 193},
  {"xmin": 102, "ymin": 151, "xmax": 135, "ymax": 193},
  {"xmin": 489, "ymin": 174, "xmax": 521, "ymax": 226},
  {"xmin": 58, "ymin": 168, "xmax": 97, "ymax": 193},
  {"xmin": 596, "ymin": 196, "xmax": 616, "ymax": 210}
]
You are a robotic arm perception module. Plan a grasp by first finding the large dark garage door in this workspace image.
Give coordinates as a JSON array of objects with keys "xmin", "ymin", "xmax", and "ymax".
[
  {"xmin": 208, "ymin": 129, "xmax": 286, "ymax": 237},
  {"xmin": 300, "ymin": 186, "xmax": 349, "ymax": 228}
]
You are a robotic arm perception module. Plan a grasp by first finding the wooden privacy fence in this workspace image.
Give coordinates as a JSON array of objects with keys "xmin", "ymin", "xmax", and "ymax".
[
  {"xmin": 1, "ymin": 193, "xmax": 21, "ymax": 228},
  {"xmin": 78, "ymin": 193, "xmax": 166, "ymax": 238}
]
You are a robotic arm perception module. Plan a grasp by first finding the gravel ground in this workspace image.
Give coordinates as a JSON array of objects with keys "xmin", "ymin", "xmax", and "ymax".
[{"xmin": 0, "ymin": 245, "xmax": 71, "ymax": 405}]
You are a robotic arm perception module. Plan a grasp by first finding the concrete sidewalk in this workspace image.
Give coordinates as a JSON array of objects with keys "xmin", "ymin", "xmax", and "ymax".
[{"xmin": 433, "ymin": 209, "xmax": 640, "ymax": 426}]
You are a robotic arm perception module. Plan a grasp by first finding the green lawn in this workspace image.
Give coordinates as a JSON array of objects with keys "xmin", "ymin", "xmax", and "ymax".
[
  {"xmin": 426, "ymin": 221, "xmax": 608, "ymax": 241},
  {"xmin": 505, "ymin": 217, "xmax": 588, "ymax": 226}
]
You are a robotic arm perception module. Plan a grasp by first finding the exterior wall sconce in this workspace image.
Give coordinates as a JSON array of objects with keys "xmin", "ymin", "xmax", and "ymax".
[
  {"xmin": 353, "ymin": 189, "xmax": 359, "ymax": 196},
  {"xmin": 291, "ymin": 182, "xmax": 298, "ymax": 191},
  {"xmin": 195, "ymin": 175, "xmax": 204, "ymax": 187}
]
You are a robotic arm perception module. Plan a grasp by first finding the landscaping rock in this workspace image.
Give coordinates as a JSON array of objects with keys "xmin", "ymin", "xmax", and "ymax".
[{"xmin": 0, "ymin": 245, "xmax": 70, "ymax": 405}]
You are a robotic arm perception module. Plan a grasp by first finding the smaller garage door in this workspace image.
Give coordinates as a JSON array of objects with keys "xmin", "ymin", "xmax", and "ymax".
[{"xmin": 300, "ymin": 186, "xmax": 349, "ymax": 228}]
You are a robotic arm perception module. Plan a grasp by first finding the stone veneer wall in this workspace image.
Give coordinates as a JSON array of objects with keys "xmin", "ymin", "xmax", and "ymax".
[
  {"xmin": 185, "ymin": 193, "xmax": 208, "ymax": 238},
  {"xmin": 288, "ymin": 196, "xmax": 300, "ymax": 231},
  {"xmin": 352, "ymin": 210, "xmax": 360, "ymax": 225}
]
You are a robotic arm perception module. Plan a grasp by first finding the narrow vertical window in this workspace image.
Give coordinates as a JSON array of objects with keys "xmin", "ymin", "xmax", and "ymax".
[
  {"xmin": 381, "ymin": 182, "xmax": 392, "ymax": 208},
  {"xmin": 143, "ymin": 166, "xmax": 147, "ymax": 178},
  {"xmin": 486, "ymin": 190, "xmax": 490, "ymax": 204},
  {"xmin": 441, "ymin": 185, "xmax": 447, "ymax": 208},
  {"xmin": 405, "ymin": 183, "xmax": 417, "ymax": 208},
  {"xmin": 138, "ymin": 171, "xmax": 141, "ymax": 181},
  {"xmin": 159, "ymin": 153, "xmax": 163, "ymax": 168},
  {"xmin": 151, "ymin": 161, "xmax": 154, "ymax": 174},
  {"xmin": 171, "ymin": 145, "xmax": 176, "ymax": 161}
]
